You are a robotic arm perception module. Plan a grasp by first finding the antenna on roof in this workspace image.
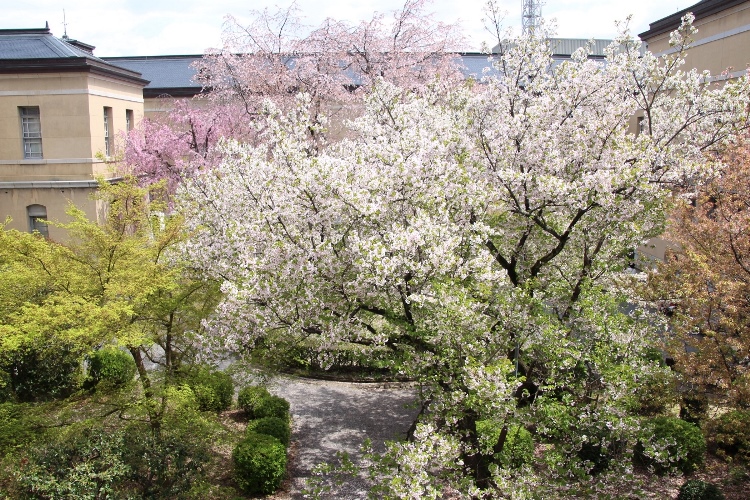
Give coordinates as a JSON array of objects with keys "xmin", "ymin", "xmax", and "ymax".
[
  {"xmin": 522, "ymin": 0, "xmax": 542, "ymax": 34},
  {"xmin": 62, "ymin": 9, "xmax": 69, "ymax": 40}
]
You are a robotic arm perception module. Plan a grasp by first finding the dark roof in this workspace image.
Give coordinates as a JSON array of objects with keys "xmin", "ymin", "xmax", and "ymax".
[
  {"xmin": 639, "ymin": 0, "xmax": 746, "ymax": 40},
  {"xmin": 102, "ymin": 53, "xmax": 504, "ymax": 97},
  {"xmin": 458, "ymin": 53, "xmax": 502, "ymax": 79},
  {"xmin": 103, "ymin": 55, "xmax": 204, "ymax": 98},
  {"xmin": 0, "ymin": 27, "xmax": 148, "ymax": 86}
]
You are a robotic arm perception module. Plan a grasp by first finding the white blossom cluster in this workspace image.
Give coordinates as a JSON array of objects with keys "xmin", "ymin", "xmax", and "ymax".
[{"xmin": 178, "ymin": 15, "xmax": 750, "ymax": 496}]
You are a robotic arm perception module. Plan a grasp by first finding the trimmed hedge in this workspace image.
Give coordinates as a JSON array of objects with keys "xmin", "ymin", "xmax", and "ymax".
[
  {"xmin": 85, "ymin": 347, "xmax": 136, "ymax": 389},
  {"xmin": 254, "ymin": 395, "xmax": 290, "ymax": 420},
  {"xmin": 233, "ymin": 432, "xmax": 287, "ymax": 495},
  {"xmin": 677, "ymin": 479, "xmax": 725, "ymax": 500},
  {"xmin": 237, "ymin": 386, "xmax": 271, "ymax": 415},
  {"xmin": 246, "ymin": 417, "xmax": 291, "ymax": 447},
  {"xmin": 636, "ymin": 416, "xmax": 706, "ymax": 474}
]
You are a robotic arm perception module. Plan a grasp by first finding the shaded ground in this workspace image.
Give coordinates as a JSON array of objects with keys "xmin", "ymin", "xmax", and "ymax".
[{"xmin": 266, "ymin": 376, "xmax": 419, "ymax": 498}]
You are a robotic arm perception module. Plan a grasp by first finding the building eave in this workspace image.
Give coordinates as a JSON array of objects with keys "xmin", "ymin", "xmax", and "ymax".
[
  {"xmin": 0, "ymin": 57, "xmax": 150, "ymax": 86},
  {"xmin": 639, "ymin": 0, "xmax": 748, "ymax": 40}
]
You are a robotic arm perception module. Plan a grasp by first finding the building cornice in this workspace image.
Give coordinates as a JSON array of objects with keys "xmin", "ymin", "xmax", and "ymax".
[
  {"xmin": 0, "ymin": 57, "xmax": 149, "ymax": 86},
  {"xmin": 639, "ymin": 0, "xmax": 748, "ymax": 40}
]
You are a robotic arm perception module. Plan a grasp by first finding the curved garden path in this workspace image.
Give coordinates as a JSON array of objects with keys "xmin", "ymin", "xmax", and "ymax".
[{"xmin": 266, "ymin": 376, "xmax": 419, "ymax": 499}]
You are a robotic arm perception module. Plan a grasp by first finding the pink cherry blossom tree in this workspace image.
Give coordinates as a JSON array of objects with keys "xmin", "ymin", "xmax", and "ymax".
[
  {"xmin": 177, "ymin": 13, "xmax": 750, "ymax": 495},
  {"xmin": 124, "ymin": 0, "xmax": 465, "ymax": 193}
]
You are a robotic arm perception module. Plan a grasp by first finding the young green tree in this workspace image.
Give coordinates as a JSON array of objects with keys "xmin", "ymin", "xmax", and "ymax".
[{"xmin": 0, "ymin": 178, "xmax": 219, "ymax": 411}]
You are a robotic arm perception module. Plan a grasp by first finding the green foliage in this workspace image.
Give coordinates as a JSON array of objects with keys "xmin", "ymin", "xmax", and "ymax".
[
  {"xmin": 247, "ymin": 416, "xmax": 292, "ymax": 447},
  {"xmin": 677, "ymin": 479, "xmax": 725, "ymax": 500},
  {"xmin": 0, "ymin": 339, "xmax": 83, "ymax": 401},
  {"xmin": 633, "ymin": 366, "xmax": 680, "ymax": 417},
  {"xmin": 84, "ymin": 346, "xmax": 136, "ymax": 390},
  {"xmin": 184, "ymin": 367, "xmax": 234, "ymax": 412},
  {"xmin": 707, "ymin": 409, "xmax": 750, "ymax": 464},
  {"xmin": 0, "ymin": 402, "xmax": 35, "ymax": 454},
  {"xmin": 15, "ymin": 423, "xmax": 131, "ymax": 500},
  {"xmin": 121, "ymin": 422, "xmax": 212, "ymax": 498},
  {"xmin": 237, "ymin": 385, "xmax": 272, "ymax": 415},
  {"xmin": 636, "ymin": 416, "xmax": 706, "ymax": 474},
  {"xmin": 0, "ymin": 369, "xmax": 13, "ymax": 402},
  {"xmin": 577, "ymin": 427, "xmax": 628, "ymax": 476},
  {"xmin": 233, "ymin": 432, "xmax": 287, "ymax": 495},
  {"xmin": 254, "ymin": 395, "xmax": 290, "ymax": 420},
  {"xmin": 476, "ymin": 421, "xmax": 534, "ymax": 469},
  {"xmin": 680, "ymin": 396, "xmax": 709, "ymax": 427}
]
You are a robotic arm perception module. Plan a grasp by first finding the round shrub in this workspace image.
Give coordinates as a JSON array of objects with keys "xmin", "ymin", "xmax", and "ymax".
[
  {"xmin": 707, "ymin": 409, "xmax": 750, "ymax": 464},
  {"xmin": 254, "ymin": 395, "xmax": 290, "ymax": 420},
  {"xmin": 233, "ymin": 432, "xmax": 287, "ymax": 495},
  {"xmin": 237, "ymin": 385, "xmax": 272, "ymax": 415},
  {"xmin": 185, "ymin": 368, "xmax": 233, "ymax": 413},
  {"xmin": 85, "ymin": 347, "xmax": 136, "ymax": 389},
  {"xmin": 677, "ymin": 479, "xmax": 725, "ymax": 500},
  {"xmin": 246, "ymin": 417, "xmax": 291, "ymax": 447},
  {"xmin": 636, "ymin": 416, "xmax": 706, "ymax": 474}
]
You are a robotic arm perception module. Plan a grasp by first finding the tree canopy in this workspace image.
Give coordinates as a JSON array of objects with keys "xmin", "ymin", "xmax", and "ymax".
[{"xmin": 173, "ymin": 12, "xmax": 750, "ymax": 495}]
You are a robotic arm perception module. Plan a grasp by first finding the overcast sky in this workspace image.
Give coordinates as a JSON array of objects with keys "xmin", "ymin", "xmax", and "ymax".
[{"xmin": 5, "ymin": 1, "xmax": 691, "ymax": 56}]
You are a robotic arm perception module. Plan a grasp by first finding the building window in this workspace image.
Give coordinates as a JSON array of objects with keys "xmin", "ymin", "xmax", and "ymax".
[
  {"xmin": 20, "ymin": 107, "xmax": 43, "ymax": 159},
  {"xmin": 104, "ymin": 107, "xmax": 113, "ymax": 157},
  {"xmin": 27, "ymin": 204, "xmax": 49, "ymax": 238},
  {"xmin": 637, "ymin": 116, "xmax": 647, "ymax": 136},
  {"xmin": 126, "ymin": 109, "xmax": 134, "ymax": 131}
]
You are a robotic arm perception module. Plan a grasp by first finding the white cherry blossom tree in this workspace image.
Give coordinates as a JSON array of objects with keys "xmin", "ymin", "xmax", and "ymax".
[{"xmin": 179, "ymin": 14, "xmax": 750, "ymax": 496}]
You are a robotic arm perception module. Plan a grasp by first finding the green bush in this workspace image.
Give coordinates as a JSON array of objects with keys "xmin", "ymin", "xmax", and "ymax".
[
  {"xmin": 0, "ymin": 402, "xmax": 34, "ymax": 454},
  {"xmin": 1, "ymin": 340, "xmax": 82, "ymax": 401},
  {"xmin": 677, "ymin": 479, "xmax": 725, "ymax": 500},
  {"xmin": 237, "ymin": 385, "xmax": 272, "ymax": 415},
  {"xmin": 254, "ymin": 395, "xmax": 290, "ymax": 420},
  {"xmin": 498, "ymin": 425, "xmax": 534, "ymax": 469},
  {"xmin": 476, "ymin": 421, "xmax": 534, "ymax": 469},
  {"xmin": 233, "ymin": 432, "xmax": 287, "ymax": 495},
  {"xmin": 16, "ymin": 424, "xmax": 130, "ymax": 499},
  {"xmin": 122, "ymin": 421, "xmax": 212, "ymax": 499},
  {"xmin": 636, "ymin": 416, "xmax": 706, "ymax": 474},
  {"xmin": 0, "ymin": 369, "xmax": 14, "ymax": 403},
  {"xmin": 85, "ymin": 347, "xmax": 136, "ymax": 389},
  {"xmin": 247, "ymin": 417, "xmax": 291, "ymax": 447},
  {"xmin": 184, "ymin": 367, "xmax": 233, "ymax": 412},
  {"xmin": 707, "ymin": 409, "xmax": 750, "ymax": 464}
]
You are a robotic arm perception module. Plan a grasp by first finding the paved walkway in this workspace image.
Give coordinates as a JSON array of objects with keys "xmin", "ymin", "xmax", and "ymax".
[{"xmin": 267, "ymin": 376, "xmax": 419, "ymax": 498}]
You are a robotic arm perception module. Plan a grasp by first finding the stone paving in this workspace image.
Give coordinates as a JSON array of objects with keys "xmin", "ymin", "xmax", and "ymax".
[{"xmin": 267, "ymin": 376, "xmax": 419, "ymax": 499}]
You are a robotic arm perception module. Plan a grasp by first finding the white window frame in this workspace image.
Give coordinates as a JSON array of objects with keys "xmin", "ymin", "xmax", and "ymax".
[
  {"xmin": 20, "ymin": 107, "xmax": 43, "ymax": 159},
  {"xmin": 104, "ymin": 106, "xmax": 113, "ymax": 157}
]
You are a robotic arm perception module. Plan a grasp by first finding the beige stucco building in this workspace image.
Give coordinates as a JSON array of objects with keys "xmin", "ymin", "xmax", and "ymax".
[
  {"xmin": 0, "ymin": 26, "xmax": 147, "ymax": 240},
  {"xmin": 636, "ymin": 0, "xmax": 750, "ymax": 263},
  {"xmin": 640, "ymin": 0, "xmax": 750, "ymax": 84}
]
